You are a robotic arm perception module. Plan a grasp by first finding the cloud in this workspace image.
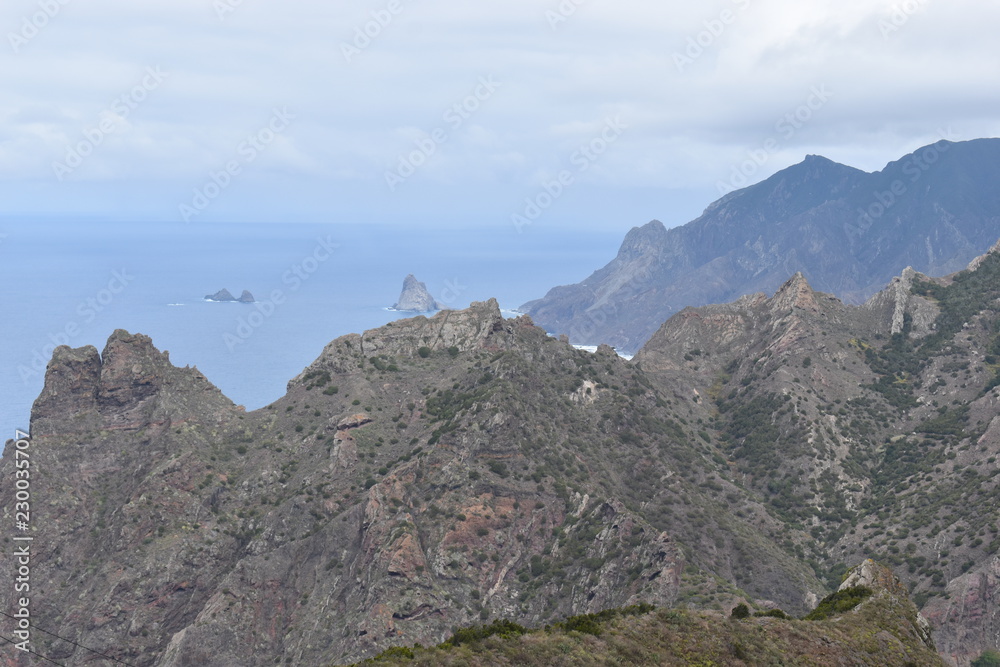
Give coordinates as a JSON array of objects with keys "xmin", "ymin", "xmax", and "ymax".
[{"xmin": 1, "ymin": 0, "xmax": 998, "ymax": 227}]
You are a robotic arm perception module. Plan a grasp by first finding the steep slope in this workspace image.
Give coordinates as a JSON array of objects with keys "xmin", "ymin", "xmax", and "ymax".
[
  {"xmin": 635, "ymin": 243, "xmax": 1000, "ymax": 665},
  {"xmin": 343, "ymin": 560, "xmax": 942, "ymax": 667},
  {"xmin": 6, "ymin": 244, "xmax": 1000, "ymax": 664},
  {"xmin": 523, "ymin": 138, "xmax": 1000, "ymax": 352},
  {"xmin": 0, "ymin": 302, "xmax": 820, "ymax": 666}
]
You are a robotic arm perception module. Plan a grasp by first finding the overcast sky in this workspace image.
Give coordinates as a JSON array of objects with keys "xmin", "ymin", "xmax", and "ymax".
[{"xmin": 2, "ymin": 0, "xmax": 998, "ymax": 231}]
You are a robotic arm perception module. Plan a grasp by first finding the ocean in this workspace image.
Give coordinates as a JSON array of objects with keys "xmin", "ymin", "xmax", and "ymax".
[{"xmin": 0, "ymin": 220, "xmax": 624, "ymax": 436}]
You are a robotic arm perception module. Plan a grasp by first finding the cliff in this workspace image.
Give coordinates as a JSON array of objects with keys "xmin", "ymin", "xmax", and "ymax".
[{"xmin": 523, "ymin": 138, "xmax": 1000, "ymax": 352}]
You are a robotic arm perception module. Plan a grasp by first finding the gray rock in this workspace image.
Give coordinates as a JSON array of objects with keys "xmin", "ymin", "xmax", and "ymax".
[
  {"xmin": 393, "ymin": 274, "xmax": 443, "ymax": 312},
  {"xmin": 205, "ymin": 288, "xmax": 237, "ymax": 302},
  {"xmin": 205, "ymin": 288, "xmax": 254, "ymax": 303}
]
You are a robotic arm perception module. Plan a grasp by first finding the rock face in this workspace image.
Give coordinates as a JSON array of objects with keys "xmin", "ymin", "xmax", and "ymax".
[
  {"xmin": 30, "ymin": 329, "xmax": 237, "ymax": 438},
  {"xmin": 205, "ymin": 288, "xmax": 254, "ymax": 303},
  {"xmin": 523, "ymin": 138, "xmax": 1000, "ymax": 352},
  {"xmin": 393, "ymin": 274, "xmax": 443, "ymax": 312},
  {"xmin": 922, "ymin": 557, "xmax": 1000, "ymax": 665},
  {"xmin": 6, "ymin": 248, "xmax": 1000, "ymax": 665},
  {"xmin": 362, "ymin": 558, "xmax": 943, "ymax": 666}
]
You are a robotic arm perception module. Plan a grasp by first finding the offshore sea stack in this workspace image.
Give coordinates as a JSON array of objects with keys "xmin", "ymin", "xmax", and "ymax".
[{"xmin": 393, "ymin": 274, "xmax": 443, "ymax": 312}]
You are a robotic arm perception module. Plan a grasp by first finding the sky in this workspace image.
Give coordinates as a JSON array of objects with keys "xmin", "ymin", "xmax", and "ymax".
[{"xmin": 2, "ymin": 0, "xmax": 999, "ymax": 232}]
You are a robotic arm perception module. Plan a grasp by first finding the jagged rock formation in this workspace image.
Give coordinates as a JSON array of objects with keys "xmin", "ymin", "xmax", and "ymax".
[
  {"xmin": 4, "ymin": 302, "xmax": 764, "ymax": 666},
  {"xmin": 634, "ymin": 243, "xmax": 1000, "ymax": 665},
  {"xmin": 353, "ymin": 559, "xmax": 943, "ymax": 666},
  {"xmin": 393, "ymin": 274, "xmax": 443, "ymax": 312},
  {"xmin": 205, "ymin": 288, "xmax": 255, "ymax": 303},
  {"xmin": 5, "ymin": 247, "xmax": 1000, "ymax": 664},
  {"xmin": 523, "ymin": 138, "xmax": 1000, "ymax": 352}
]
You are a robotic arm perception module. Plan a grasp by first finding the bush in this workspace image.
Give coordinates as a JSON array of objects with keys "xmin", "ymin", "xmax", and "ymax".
[
  {"xmin": 418, "ymin": 346, "xmax": 432, "ymax": 358},
  {"xmin": 562, "ymin": 614, "xmax": 603, "ymax": 636},
  {"xmin": 443, "ymin": 619, "xmax": 528, "ymax": 647},
  {"xmin": 973, "ymin": 650, "xmax": 1000, "ymax": 667},
  {"xmin": 803, "ymin": 586, "xmax": 873, "ymax": 621},
  {"xmin": 730, "ymin": 603, "xmax": 750, "ymax": 619}
]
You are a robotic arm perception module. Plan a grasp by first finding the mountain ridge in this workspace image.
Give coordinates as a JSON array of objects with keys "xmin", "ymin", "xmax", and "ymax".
[
  {"xmin": 522, "ymin": 137, "xmax": 1000, "ymax": 353},
  {"xmin": 5, "ymin": 245, "xmax": 1000, "ymax": 664}
]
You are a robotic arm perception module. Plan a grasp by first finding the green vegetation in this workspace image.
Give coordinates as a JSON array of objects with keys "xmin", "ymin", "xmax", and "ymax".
[
  {"xmin": 973, "ymin": 649, "xmax": 1000, "ymax": 667},
  {"xmin": 802, "ymin": 586, "xmax": 873, "ymax": 621},
  {"xmin": 443, "ymin": 619, "xmax": 529, "ymax": 647},
  {"xmin": 342, "ymin": 592, "xmax": 941, "ymax": 666}
]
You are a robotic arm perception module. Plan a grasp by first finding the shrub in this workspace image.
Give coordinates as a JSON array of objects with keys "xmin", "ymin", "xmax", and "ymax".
[
  {"xmin": 730, "ymin": 603, "xmax": 750, "ymax": 619},
  {"xmin": 443, "ymin": 619, "xmax": 527, "ymax": 647},
  {"xmin": 562, "ymin": 614, "xmax": 603, "ymax": 636},
  {"xmin": 973, "ymin": 649, "xmax": 1000, "ymax": 667},
  {"xmin": 418, "ymin": 346, "xmax": 432, "ymax": 358},
  {"xmin": 803, "ymin": 586, "xmax": 873, "ymax": 621}
]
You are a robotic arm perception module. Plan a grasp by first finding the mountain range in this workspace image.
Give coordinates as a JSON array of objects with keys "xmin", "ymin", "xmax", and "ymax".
[
  {"xmin": 521, "ymin": 138, "xmax": 1000, "ymax": 353},
  {"xmin": 5, "ymin": 140, "xmax": 1000, "ymax": 665},
  {"xmin": 4, "ymin": 241, "xmax": 1000, "ymax": 664}
]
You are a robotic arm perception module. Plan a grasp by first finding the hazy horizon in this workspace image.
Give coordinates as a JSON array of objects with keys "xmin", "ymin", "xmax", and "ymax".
[{"xmin": 2, "ymin": 1, "xmax": 999, "ymax": 231}]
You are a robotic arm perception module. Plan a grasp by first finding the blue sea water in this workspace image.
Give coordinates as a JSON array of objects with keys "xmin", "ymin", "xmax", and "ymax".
[{"xmin": 0, "ymin": 220, "xmax": 624, "ymax": 436}]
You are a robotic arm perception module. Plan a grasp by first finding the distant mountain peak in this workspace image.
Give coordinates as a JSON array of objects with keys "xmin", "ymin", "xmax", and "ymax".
[{"xmin": 523, "ymin": 138, "xmax": 1000, "ymax": 352}]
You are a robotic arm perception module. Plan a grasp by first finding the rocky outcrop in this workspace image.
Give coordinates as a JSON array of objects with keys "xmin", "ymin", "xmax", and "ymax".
[
  {"xmin": 289, "ymin": 299, "xmax": 520, "ymax": 389},
  {"xmin": 861, "ymin": 266, "xmax": 940, "ymax": 337},
  {"xmin": 205, "ymin": 288, "xmax": 254, "ymax": 303},
  {"xmin": 922, "ymin": 558, "xmax": 1000, "ymax": 666},
  {"xmin": 30, "ymin": 329, "xmax": 236, "ymax": 437},
  {"xmin": 523, "ymin": 138, "xmax": 1000, "ymax": 352},
  {"xmin": 393, "ymin": 274, "xmax": 443, "ymax": 312},
  {"xmin": 838, "ymin": 559, "xmax": 936, "ymax": 654}
]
